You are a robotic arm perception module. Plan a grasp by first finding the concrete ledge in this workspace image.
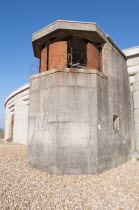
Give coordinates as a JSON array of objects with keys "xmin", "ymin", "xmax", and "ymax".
[
  {"xmin": 32, "ymin": 20, "xmax": 108, "ymax": 58},
  {"xmin": 106, "ymin": 35, "xmax": 127, "ymax": 59},
  {"xmin": 123, "ymin": 46, "xmax": 139, "ymax": 57},
  {"xmin": 5, "ymin": 83, "xmax": 30, "ymax": 107},
  {"xmin": 32, "ymin": 20, "xmax": 126, "ymax": 60},
  {"xmin": 32, "ymin": 20, "xmax": 106, "ymax": 42},
  {"xmin": 30, "ymin": 68, "xmax": 108, "ymax": 80}
]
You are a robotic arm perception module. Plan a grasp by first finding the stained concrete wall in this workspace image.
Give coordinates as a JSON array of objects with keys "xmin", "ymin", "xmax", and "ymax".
[
  {"xmin": 97, "ymin": 42, "xmax": 132, "ymax": 173},
  {"xmin": 28, "ymin": 69, "xmax": 101, "ymax": 174},
  {"xmin": 5, "ymin": 84, "xmax": 29, "ymax": 144},
  {"xmin": 28, "ymin": 42, "xmax": 132, "ymax": 175}
]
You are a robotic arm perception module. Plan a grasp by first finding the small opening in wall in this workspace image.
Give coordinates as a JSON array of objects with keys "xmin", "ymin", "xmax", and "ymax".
[
  {"xmin": 113, "ymin": 115, "xmax": 119, "ymax": 131},
  {"xmin": 67, "ymin": 37, "xmax": 87, "ymax": 69}
]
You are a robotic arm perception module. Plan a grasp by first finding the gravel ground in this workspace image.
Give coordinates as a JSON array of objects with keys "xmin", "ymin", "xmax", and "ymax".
[{"xmin": 0, "ymin": 142, "xmax": 139, "ymax": 210}]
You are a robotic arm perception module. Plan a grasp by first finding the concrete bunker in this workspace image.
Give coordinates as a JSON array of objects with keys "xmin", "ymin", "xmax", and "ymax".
[{"xmin": 28, "ymin": 20, "xmax": 132, "ymax": 175}]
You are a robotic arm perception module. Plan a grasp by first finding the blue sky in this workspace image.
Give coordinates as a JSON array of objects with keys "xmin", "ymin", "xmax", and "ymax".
[{"xmin": 0, "ymin": 0, "xmax": 139, "ymax": 128}]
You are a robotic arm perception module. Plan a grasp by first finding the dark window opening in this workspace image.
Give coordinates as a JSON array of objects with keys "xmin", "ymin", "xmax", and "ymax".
[
  {"xmin": 113, "ymin": 115, "xmax": 119, "ymax": 131},
  {"xmin": 40, "ymin": 37, "xmax": 102, "ymax": 71},
  {"xmin": 67, "ymin": 38, "xmax": 87, "ymax": 69}
]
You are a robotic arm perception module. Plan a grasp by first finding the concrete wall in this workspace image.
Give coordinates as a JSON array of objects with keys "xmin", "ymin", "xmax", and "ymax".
[
  {"xmin": 123, "ymin": 46, "xmax": 139, "ymax": 158},
  {"xmin": 28, "ymin": 69, "xmax": 101, "ymax": 174},
  {"xmin": 28, "ymin": 43, "xmax": 132, "ymax": 175},
  {"xmin": 123, "ymin": 46, "xmax": 139, "ymax": 87},
  {"xmin": 5, "ymin": 84, "xmax": 29, "ymax": 144},
  {"xmin": 97, "ymin": 42, "xmax": 132, "ymax": 173},
  {"xmin": 133, "ymin": 72, "xmax": 139, "ymax": 157}
]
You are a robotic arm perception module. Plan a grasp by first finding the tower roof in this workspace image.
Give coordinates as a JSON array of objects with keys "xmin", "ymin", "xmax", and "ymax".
[
  {"xmin": 32, "ymin": 20, "xmax": 126, "ymax": 59},
  {"xmin": 32, "ymin": 20, "xmax": 107, "ymax": 58}
]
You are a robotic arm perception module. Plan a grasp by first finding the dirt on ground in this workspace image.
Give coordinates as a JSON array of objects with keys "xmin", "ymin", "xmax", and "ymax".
[
  {"xmin": 0, "ymin": 131, "xmax": 4, "ymax": 139},
  {"xmin": 0, "ymin": 142, "xmax": 139, "ymax": 209}
]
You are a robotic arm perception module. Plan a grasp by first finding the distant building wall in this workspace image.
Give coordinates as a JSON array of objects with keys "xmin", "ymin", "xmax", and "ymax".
[
  {"xmin": 123, "ymin": 46, "xmax": 139, "ymax": 88},
  {"xmin": 5, "ymin": 84, "xmax": 29, "ymax": 144},
  {"xmin": 123, "ymin": 46, "xmax": 139, "ymax": 157}
]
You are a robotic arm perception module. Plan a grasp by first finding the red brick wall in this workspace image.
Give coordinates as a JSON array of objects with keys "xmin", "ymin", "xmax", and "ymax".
[
  {"xmin": 48, "ymin": 41, "xmax": 67, "ymax": 70},
  {"xmin": 87, "ymin": 43, "xmax": 100, "ymax": 70},
  {"xmin": 40, "ymin": 47, "xmax": 47, "ymax": 73},
  {"xmin": 40, "ymin": 41, "xmax": 101, "ymax": 72}
]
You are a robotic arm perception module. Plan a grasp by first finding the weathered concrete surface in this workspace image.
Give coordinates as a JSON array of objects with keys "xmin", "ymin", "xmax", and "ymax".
[
  {"xmin": 123, "ymin": 46, "xmax": 139, "ymax": 158},
  {"xmin": 32, "ymin": 20, "xmax": 125, "ymax": 60},
  {"xmin": 97, "ymin": 42, "xmax": 132, "ymax": 173},
  {"xmin": 28, "ymin": 21, "xmax": 132, "ymax": 175},
  {"xmin": 133, "ymin": 72, "xmax": 139, "ymax": 158},
  {"xmin": 28, "ymin": 65, "xmax": 132, "ymax": 175},
  {"xmin": 123, "ymin": 46, "xmax": 139, "ymax": 86},
  {"xmin": 5, "ymin": 84, "xmax": 29, "ymax": 144},
  {"xmin": 28, "ymin": 69, "xmax": 99, "ymax": 174}
]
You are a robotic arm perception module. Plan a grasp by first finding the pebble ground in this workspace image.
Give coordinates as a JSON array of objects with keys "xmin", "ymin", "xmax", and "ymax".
[{"xmin": 0, "ymin": 141, "xmax": 139, "ymax": 209}]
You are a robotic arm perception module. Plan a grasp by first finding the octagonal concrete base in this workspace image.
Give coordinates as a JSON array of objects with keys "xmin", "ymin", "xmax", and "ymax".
[{"xmin": 28, "ymin": 68, "xmax": 131, "ymax": 175}]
